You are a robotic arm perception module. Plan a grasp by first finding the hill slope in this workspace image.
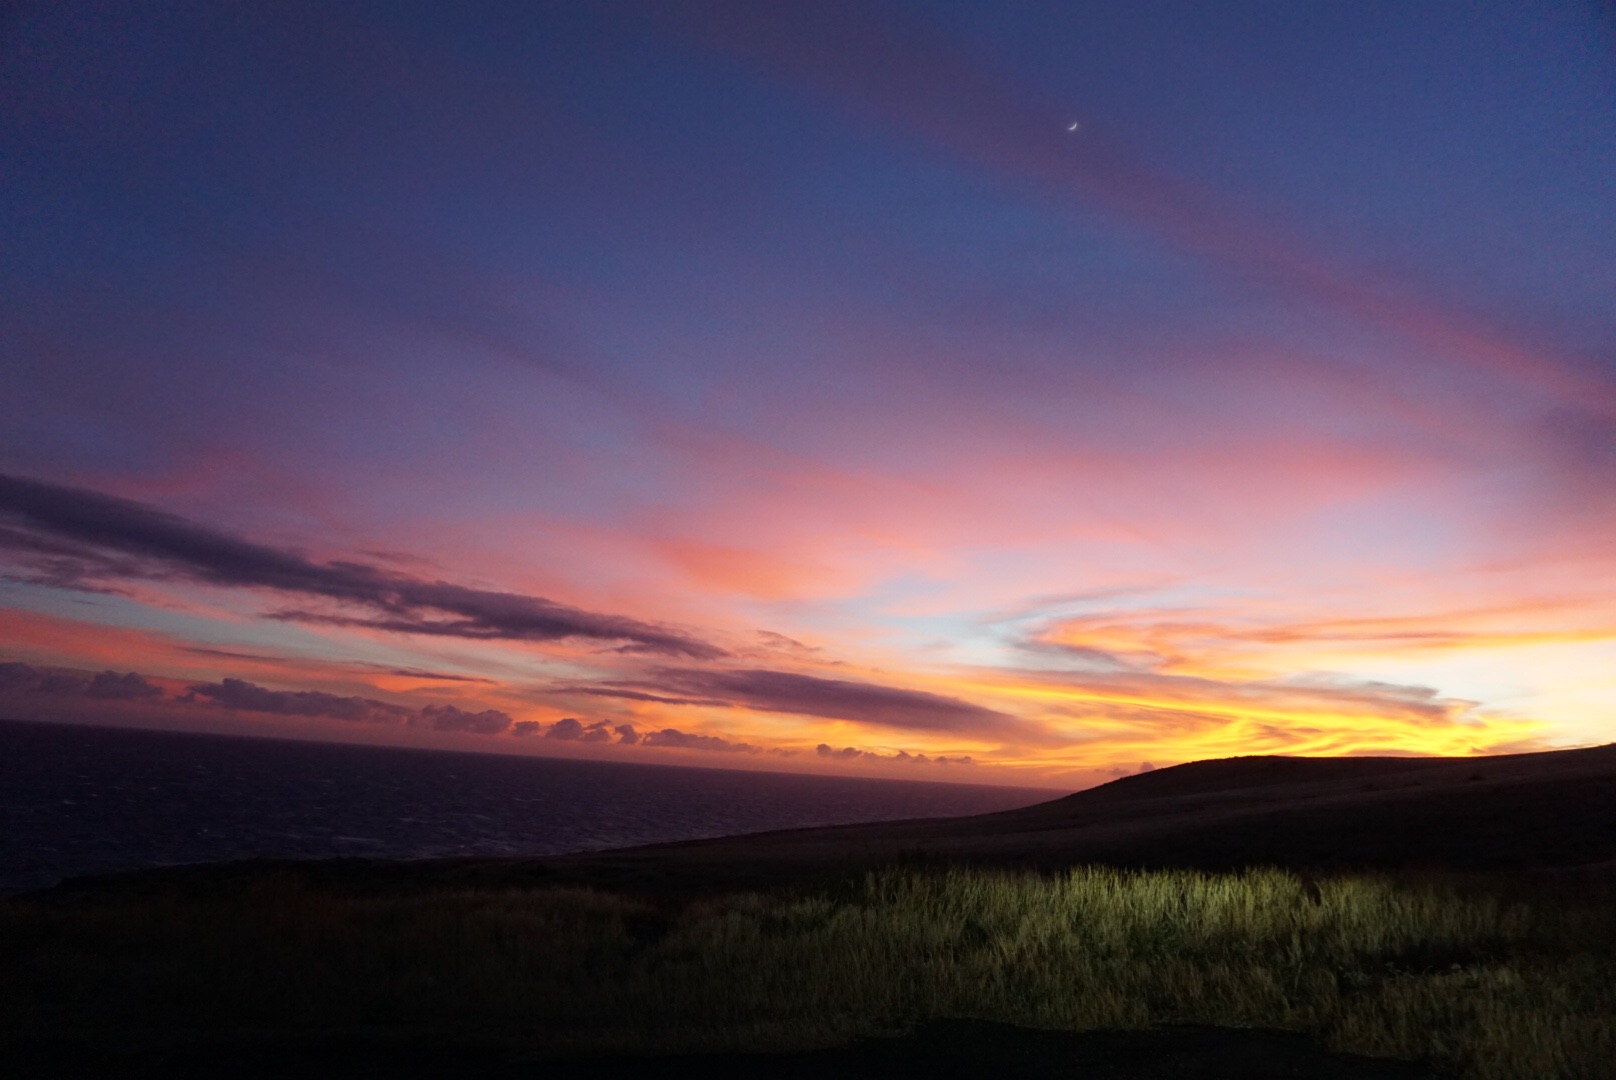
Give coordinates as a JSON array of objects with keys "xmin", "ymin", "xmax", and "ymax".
[{"xmin": 542, "ymin": 743, "xmax": 1616, "ymax": 891}]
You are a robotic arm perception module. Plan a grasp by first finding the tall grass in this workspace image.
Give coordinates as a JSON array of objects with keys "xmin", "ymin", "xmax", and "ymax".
[{"xmin": 3, "ymin": 867, "xmax": 1611, "ymax": 1078}]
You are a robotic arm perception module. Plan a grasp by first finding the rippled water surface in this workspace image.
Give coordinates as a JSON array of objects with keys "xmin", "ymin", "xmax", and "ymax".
[{"xmin": 0, "ymin": 719, "xmax": 1060, "ymax": 892}]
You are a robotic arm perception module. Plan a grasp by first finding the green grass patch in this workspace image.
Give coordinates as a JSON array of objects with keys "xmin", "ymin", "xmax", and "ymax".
[{"xmin": 3, "ymin": 867, "xmax": 1611, "ymax": 1077}]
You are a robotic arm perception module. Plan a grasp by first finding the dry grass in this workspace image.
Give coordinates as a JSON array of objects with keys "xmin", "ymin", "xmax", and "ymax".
[{"xmin": 3, "ymin": 866, "xmax": 1612, "ymax": 1078}]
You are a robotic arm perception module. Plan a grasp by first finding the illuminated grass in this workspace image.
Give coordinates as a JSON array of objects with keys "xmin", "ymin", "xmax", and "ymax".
[{"xmin": 3, "ymin": 867, "xmax": 1611, "ymax": 1078}]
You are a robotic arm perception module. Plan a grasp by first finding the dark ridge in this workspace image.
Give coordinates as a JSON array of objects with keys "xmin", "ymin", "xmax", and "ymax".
[{"xmin": 1053, "ymin": 743, "xmax": 1616, "ymax": 805}]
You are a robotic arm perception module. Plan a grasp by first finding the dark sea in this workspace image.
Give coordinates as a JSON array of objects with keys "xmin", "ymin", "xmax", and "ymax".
[{"xmin": 0, "ymin": 719, "xmax": 1061, "ymax": 894}]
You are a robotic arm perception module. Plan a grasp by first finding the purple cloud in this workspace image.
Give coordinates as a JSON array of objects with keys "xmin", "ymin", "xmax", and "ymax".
[
  {"xmin": 0, "ymin": 473, "xmax": 722, "ymax": 659},
  {"xmin": 185, "ymin": 677, "xmax": 415, "ymax": 724},
  {"xmin": 0, "ymin": 662, "xmax": 161, "ymax": 701},
  {"xmin": 85, "ymin": 670, "xmax": 163, "ymax": 700},
  {"xmin": 419, "ymin": 703, "xmax": 512, "ymax": 735},
  {"xmin": 641, "ymin": 728, "xmax": 757, "ymax": 753},
  {"xmin": 183, "ymin": 676, "xmax": 512, "ymax": 734},
  {"xmin": 588, "ymin": 667, "xmax": 1040, "ymax": 741}
]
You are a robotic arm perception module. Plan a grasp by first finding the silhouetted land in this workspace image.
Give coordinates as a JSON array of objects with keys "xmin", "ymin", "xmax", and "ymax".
[
  {"xmin": 541, "ymin": 742, "xmax": 1616, "ymax": 893},
  {"xmin": 6, "ymin": 745, "xmax": 1615, "ymax": 1078}
]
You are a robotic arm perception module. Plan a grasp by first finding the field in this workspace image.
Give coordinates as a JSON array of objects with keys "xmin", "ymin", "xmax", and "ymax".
[{"xmin": 5, "ymin": 864, "xmax": 1613, "ymax": 1078}]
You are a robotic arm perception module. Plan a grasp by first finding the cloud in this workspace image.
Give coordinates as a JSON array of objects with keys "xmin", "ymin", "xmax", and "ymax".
[
  {"xmin": 419, "ymin": 703, "xmax": 512, "ymax": 735},
  {"xmin": 641, "ymin": 727, "xmax": 757, "ymax": 753},
  {"xmin": 816, "ymin": 742, "xmax": 974, "ymax": 766},
  {"xmin": 381, "ymin": 667, "xmax": 499, "ymax": 684},
  {"xmin": 84, "ymin": 670, "xmax": 163, "ymax": 700},
  {"xmin": 653, "ymin": 1, "xmax": 1595, "ymax": 406},
  {"xmin": 614, "ymin": 723, "xmax": 640, "ymax": 745},
  {"xmin": 512, "ymin": 720, "xmax": 542, "ymax": 736},
  {"xmin": 185, "ymin": 677, "xmax": 415, "ymax": 724},
  {"xmin": 538, "ymin": 717, "xmax": 614, "ymax": 742},
  {"xmin": 0, "ymin": 661, "xmax": 161, "ymax": 701},
  {"xmin": 0, "ymin": 473, "xmax": 722, "ymax": 659},
  {"xmin": 0, "ymin": 662, "xmax": 38, "ymax": 692},
  {"xmin": 589, "ymin": 667, "xmax": 1041, "ymax": 740},
  {"xmin": 183, "ymin": 675, "xmax": 512, "ymax": 734},
  {"xmin": 546, "ymin": 716, "xmax": 586, "ymax": 740},
  {"xmin": 560, "ymin": 685, "xmax": 731, "ymax": 708}
]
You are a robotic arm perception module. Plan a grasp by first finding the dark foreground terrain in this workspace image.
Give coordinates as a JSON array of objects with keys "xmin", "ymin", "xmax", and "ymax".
[
  {"xmin": 6, "ymin": 745, "xmax": 1615, "ymax": 1079},
  {"xmin": 544, "ymin": 742, "xmax": 1616, "ymax": 893},
  {"xmin": 7, "ymin": 1021, "xmax": 1436, "ymax": 1079}
]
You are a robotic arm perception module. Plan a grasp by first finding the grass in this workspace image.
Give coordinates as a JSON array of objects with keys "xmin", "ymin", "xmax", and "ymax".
[{"xmin": 3, "ymin": 866, "xmax": 1612, "ymax": 1078}]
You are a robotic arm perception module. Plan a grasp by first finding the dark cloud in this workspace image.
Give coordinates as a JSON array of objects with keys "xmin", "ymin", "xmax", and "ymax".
[
  {"xmin": 0, "ymin": 525, "xmax": 147, "ymax": 592},
  {"xmin": 543, "ymin": 717, "xmax": 614, "ymax": 742},
  {"xmin": 0, "ymin": 662, "xmax": 38, "ymax": 692},
  {"xmin": 381, "ymin": 667, "xmax": 498, "ymax": 684},
  {"xmin": 594, "ymin": 667, "xmax": 1034, "ymax": 740},
  {"xmin": 641, "ymin": 728, "xmax": 757, "ymax": 753},
  {"xmin": 185, "ymin": 677, "xmax": 415, "ymax": 724},
  {"xmin": 181, "ymin": 675, "xmax": 512, "ymax": 734},
  {"xmin": 560, "ymin": 685, "xmax": 731, "ymax": 708},
  {"xmin": 0, "ymin": 473, "xmax": 722, "ymax": 659},
  {"xmin": 419, "ymin": 703, "xmax": 511, "ymax": 735},
  {"xmin": 36, "ymin": 672, "xmax": 88, "ymax": 694},
  {"xmin": 614, "ymin": 723, "xmax": 640, "ymax": 745},
  {"xmin": 0, "ymin": 662, "xmax": 161, "ymax": 701},
  {"xmin": 0, "ymin": 662, "xmax": 87, "ymax": 695},
  {"xmin": 85, "ymin": 670, "xmax": 163, "ymax": 700},
  {"xmin": 546, "ymin": 717, "xmax": 585, "ymax": 740},
  {"xmin": 512, "ymin": 720, "xmax": 542, "ymax": 736},
  {"xmin": 182, "ymin": 646, "xmax": 288, "ymax": 663},
  {"xmin": 182, "ymin": 646, "xmax": 499, "ymax": 685}
]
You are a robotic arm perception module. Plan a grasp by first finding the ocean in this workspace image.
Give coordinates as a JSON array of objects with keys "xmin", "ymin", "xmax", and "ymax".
[{"xmin": 0, "ymin": 719, "xmax": 1060, "ymax": 893}]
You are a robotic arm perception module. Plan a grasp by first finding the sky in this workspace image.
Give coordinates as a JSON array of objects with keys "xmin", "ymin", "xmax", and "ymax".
[{"xmin": 2, "ymin": 1, "xmax": 1614, "ymax": 788}]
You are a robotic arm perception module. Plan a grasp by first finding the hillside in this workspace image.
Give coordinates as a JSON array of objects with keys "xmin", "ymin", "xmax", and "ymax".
[{"xmin": 539, "ymin": 743, "xmax": 1616, "ymax": 892}]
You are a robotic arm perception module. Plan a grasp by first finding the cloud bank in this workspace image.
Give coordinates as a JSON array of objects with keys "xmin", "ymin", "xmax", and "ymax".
[
  {"xmin": 0, "ymin": 662, "xmax": 163, "ymax": 701},
  {"xmin": 816, "ymin": 743, "xmax": 974, "ymax": 766},
  {"xmin": 183, "ymin": 677, "xmax": 513, "ymax": 734}
]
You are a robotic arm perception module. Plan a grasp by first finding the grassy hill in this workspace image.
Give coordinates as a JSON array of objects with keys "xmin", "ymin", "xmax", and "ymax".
[{"xmin": 7, "ymin": 745, "xmax": 1615, "ymax": 1078}]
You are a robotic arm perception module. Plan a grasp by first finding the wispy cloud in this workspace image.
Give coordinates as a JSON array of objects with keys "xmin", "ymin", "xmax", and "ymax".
[
  {"xmin": 581, "ymin": 666, "xmax": 1052, "ymax": 743},
  {"xmin": 650, "ymin": 0, "xmax": 1606, "ymax": 407},
  {"xmin": 0, "ymin": 473, "xmax": 722, "ymax": 658}
]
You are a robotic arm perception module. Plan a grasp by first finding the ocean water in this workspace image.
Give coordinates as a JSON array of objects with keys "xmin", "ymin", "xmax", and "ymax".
[{"xmin": 0, "ymin": 719, "xmax": 1060, "ymax": 893}]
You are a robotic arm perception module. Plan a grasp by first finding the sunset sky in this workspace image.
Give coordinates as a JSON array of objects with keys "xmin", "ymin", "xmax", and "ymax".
[{"xmin": 3, "ymin": 1, "xmax": 1614, "ymax": 787}]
